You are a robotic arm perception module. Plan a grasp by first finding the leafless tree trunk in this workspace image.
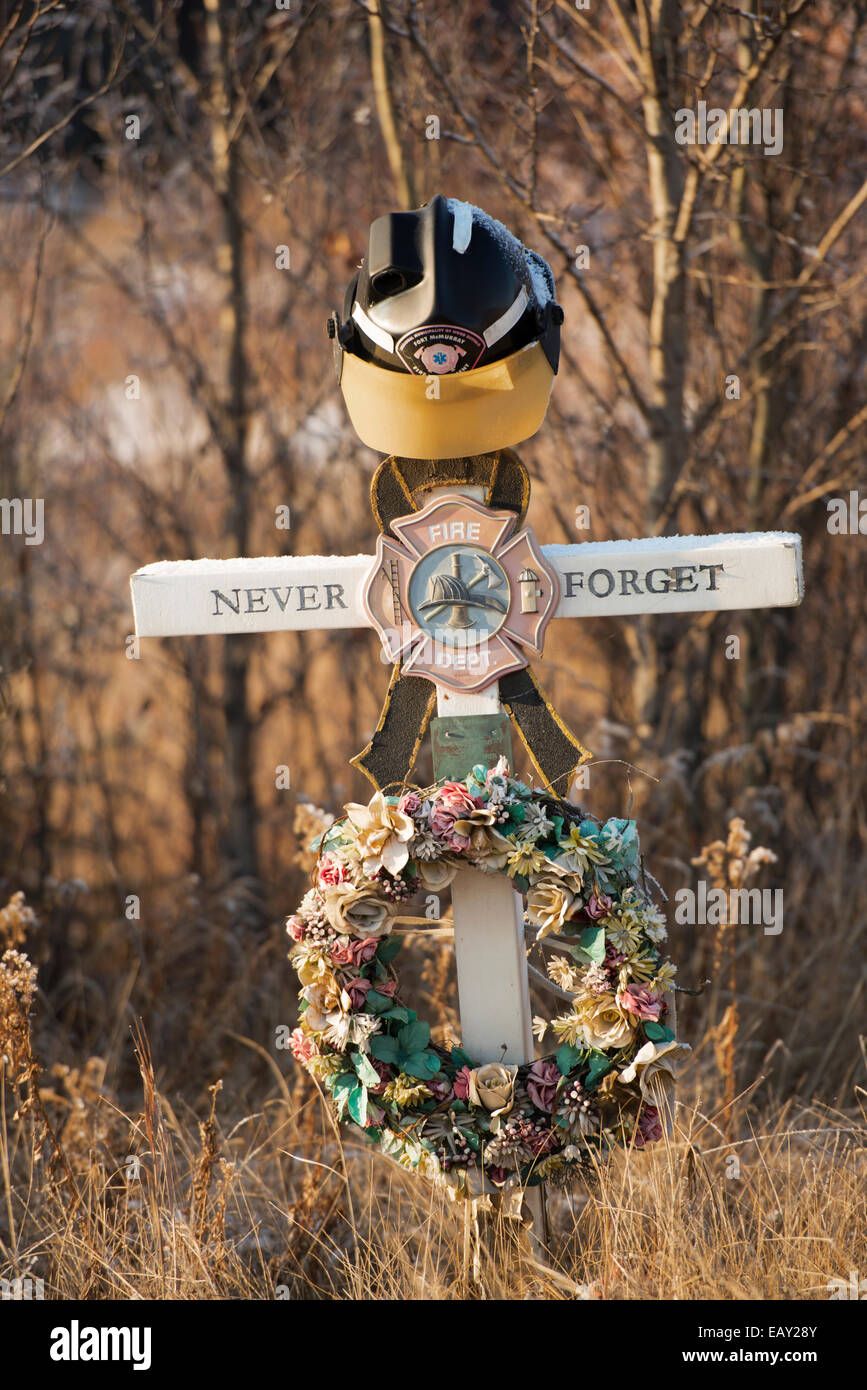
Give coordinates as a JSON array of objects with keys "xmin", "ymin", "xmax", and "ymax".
[
  {"xmin": 204, "ymin": 0, "xmax": 259, "ymax": 897},
  {"xmin": 367, "ymin": 0, "xmax": 417, "ymax": 209}
]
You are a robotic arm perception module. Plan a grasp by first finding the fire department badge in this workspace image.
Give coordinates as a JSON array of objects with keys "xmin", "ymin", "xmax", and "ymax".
[
  {"xmin": 362, "ymin": 494, "xmax": 560, "ymax": 692},
  {"xmin": 395, "ymin": 324, "xmax": 486, "ymax": 374}
]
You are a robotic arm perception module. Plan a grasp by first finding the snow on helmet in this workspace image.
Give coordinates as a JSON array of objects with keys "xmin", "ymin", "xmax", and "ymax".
[{"xmin": 327, "ymin": 194, "xmax": 563, "ymax": 459}]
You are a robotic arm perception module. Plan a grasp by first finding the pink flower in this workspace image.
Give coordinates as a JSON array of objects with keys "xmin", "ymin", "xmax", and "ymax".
[
  {"xmin": 346, "ymin": 975, "xmax": 396, "ymax": 1010},
  {"xmin": 429, "ymin": 782, "xmax": 480, "ymax": 850},
  {"xmin": 318, "ymin": 855, "xmax": 348, "ymax": 887},
  {"xmin": 346, "ymin": 976, "xmax": 374, "ymax": 1009},
  {"xmin": 436, "ymin": 782, "xmax": 480, "ymax": 816},
  {"xmin": 286, "ymin": 915, "xmax": 306, "ymax": 942},
  {"xmin": 634, "ymin": 1104, "xmax": 663, "ymax": 1148},
  {"xmin": 289, "ymin": 1028, "xmax": 317, "ymax": 1063},
  {"xmin": 352, "ymin": 937, "xmax": 379, "ymax": 964},
  {"xmin": 453, "ymin": 1065, "xmax": 473, "ymax": 1101},
  {"xmin": 526, "ymin": 1059, "xmax": 560, "ymax": 1113},
  {"xmin": 331, "ymin": 935, "xmax": 380, "ymax": 967},
  {"xmin": 620, "ymin": 984, "xmax": 662, "ymax": 1021},
  {"xmin": 398, "ymin": 791, "xmax": 422, "ymax": 817},
  {"xmin": 585, "ymin": 892, "xmax": 613, "ymax": 920},
  {"xmin": 427, "ymin": 1077, "xmax": 453, "ymax": 1103},
  {"xmin": 605, "ymin": 943, "xmax": 626, "ymax": 970}
]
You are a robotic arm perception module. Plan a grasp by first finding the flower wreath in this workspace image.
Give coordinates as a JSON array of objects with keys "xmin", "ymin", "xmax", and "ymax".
[{"xmin": 287, "ymin": 760, "xmax": 689, "ymax": 1195}]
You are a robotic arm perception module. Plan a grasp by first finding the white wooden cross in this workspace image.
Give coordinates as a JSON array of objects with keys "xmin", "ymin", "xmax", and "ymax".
[{"xmin": 131, "ymin": 508, "xmax": 802, "ymax": 1079}]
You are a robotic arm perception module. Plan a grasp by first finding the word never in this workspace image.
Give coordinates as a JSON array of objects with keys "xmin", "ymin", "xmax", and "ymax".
[
  {"xmin": 0, "ymin": 497, "xmax": 43, "ymax": 546},
  {"xmin": 211, "ymin": 583, "xmax": 347, "ymax": 616},
  {"xmin": 673, "ymin": 883, "xmax": 783, "ymax": 936},
  {"xmin": 50, "ymin": 1321, "xmax": 152, "ymax": 1371},
  {"xmin": 675, "ymin": 102, "xmax": 783, "ymax": 155}
]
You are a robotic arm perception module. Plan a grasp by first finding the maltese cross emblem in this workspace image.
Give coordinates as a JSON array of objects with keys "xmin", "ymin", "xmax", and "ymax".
[{"xmin": 362, "ymin": 494, "xmax": 560, "ymax": 693}]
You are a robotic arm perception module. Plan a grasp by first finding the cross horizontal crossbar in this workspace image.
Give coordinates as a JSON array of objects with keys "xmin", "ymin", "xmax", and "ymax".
[{"xmin": 130, "ymin": 532, "xmax": 803, "ymax": 637}]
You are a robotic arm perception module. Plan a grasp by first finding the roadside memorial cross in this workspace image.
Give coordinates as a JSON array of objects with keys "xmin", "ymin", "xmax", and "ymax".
[{"xmin": 131, "ymin": 496, "xmax": 803, "ymax": 1080}]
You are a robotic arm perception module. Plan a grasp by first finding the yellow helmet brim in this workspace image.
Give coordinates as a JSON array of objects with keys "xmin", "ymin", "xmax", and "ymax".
[{"xmin": 340, "ymin": 340, "xmax": 554, "ymax": 459}]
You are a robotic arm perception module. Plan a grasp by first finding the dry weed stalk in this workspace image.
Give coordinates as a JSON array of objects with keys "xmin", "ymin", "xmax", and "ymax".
[{"xmin": 692, "ymin": 819, "xmax": 777, "ymax": 1138}]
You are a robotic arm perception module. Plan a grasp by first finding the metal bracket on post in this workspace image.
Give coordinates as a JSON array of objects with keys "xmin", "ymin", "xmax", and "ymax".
[{"xmin": 430, "ymin": 712, "xmax": 513, "ymax": 780}]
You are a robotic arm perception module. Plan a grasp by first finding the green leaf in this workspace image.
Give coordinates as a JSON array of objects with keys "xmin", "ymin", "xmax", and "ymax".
[
  {"xmin": 401, "ymin": 1049, "xmax": 441, "ymax": 1081},
  {"xmin": 369, "ymin": 1034, "xmax": 399, "ymax": 1064},
  {"xmin": 584, "ymin": 1050, "xmax": 613, "ymax": 1090},
  {"xmin": 382, "ymin": 1006, "xmax": 410, "ymax": 1023},
  {"xmin": 364, "ymin": 989, "xmax": 393, "ymax": 1014},
  {"xmin": 644, "ymin": 1021, "xmax": 674, "ymax": 1042},
  {"xmin": 556, "ymin": 1043, "xmax": 584, "ymax": 1075},
  {"xmin": 377, "ymin": 936, "xmax": 402, "ymax": 965},
  {"xmin": 332, "ymin": 1072, "xmax": 357, "ymax": 1117},
  {"xmin": 450, "ymin": 1045, "xmax": 474, "ymax": 1069},
  {"xmin": 351, "ymin": 1050, "xmax": 381, "ymax": 1088},
  {"xmin": 398, "ymin": 1019, "xmax": 431, "ymax": 1055},
  {"xmin": 347, "ymin": 1083, "xmax": 368, "ymax": 1127},
  {"xmin": 579, "ymin": 925, "xmax": 606, "ymax": 964}
]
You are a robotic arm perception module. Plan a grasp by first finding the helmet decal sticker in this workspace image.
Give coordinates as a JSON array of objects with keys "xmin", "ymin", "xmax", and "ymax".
[{"xmin": 396, "ymin": 323, "xmax": 486, "ymax": 375}]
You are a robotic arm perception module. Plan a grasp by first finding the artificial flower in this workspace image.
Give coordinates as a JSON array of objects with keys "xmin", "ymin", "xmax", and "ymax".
[
  {"xmin": 467, "ymin": 1062, "xmax": 517, "ymax": 1116},
  {"xmin": 416, "ymin": 858, "xmax": 458, "ymax": 893},
  {"xmin": 557, "ymin": 825, "xmax": 610, "ymax": 877},
  {"xmin": 578, "ymin": 993, "xmax": 635, "ymax": 1050},
  {"xmin": 452, "ymin": 1065, "xmax": 473, "ymax": 1101},
  {"xmin": 288, "ymin": 1027, "xmax": 317, "ymax": 1063},
  {"xmin": 382, "ymin": 1073, "xmax": 433, "ymax": 1108},
  {"xmin": 344, "ymin": 790, "xmax": 415, "ymax": 876},
  {"xmin": 583, "ymin": 891, "xmax": 613, "ymax": 920},
  {"xmin": 634, "ymin": 1104, "xmax": 663, "ymax": 1148},
  {"xmin": 618, "ymin": 1036, "xmax": 690, "ymax": 1105},
  {"xmin": 322, "ymin": 882, "xmax": 395, "ymax": 938},
  {"xmin": 526, "ymin": 1059, "xmax": 560, "ymax": 1112},
  {"xmin": 618, "ymin": 983, "xmax": 662, "ymax": 1020},
  {"xmin": 526, "ymin": 877, "xmax": 575, "ymax": 938},
  {"xmin": 471, "ymin": 828, "xmax": 514, "ymax": 872},
  {"xmin": 506, "ymin": 844, "xmax": 548, "ymax": 878}
]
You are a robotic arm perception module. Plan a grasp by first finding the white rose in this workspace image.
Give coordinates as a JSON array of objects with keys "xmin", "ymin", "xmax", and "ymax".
[
  {"xmin": 580, "ymin": 994, "xmax": 635, "ymax": 1050},
  {"xmin": 526, "ymin": 876, "xmax": 575, "ymax": 938},
  {"xmin": 618, "ymin": 1037, "xmax": 691, "ymax": 1100},
  {"xmin": 416, "ymin": 859, "xmax": 458, "ymax": 893},
  {"xmin": 322, "ymin": 882, "xmax": 395, "ymax": 938},
  {"xmin": 467, "ymin": 1062, "xmax": 517, "ymax": 1116}
]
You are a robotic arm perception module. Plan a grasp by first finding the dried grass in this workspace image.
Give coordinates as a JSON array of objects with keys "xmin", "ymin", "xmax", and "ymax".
[{"xmin": 1, "ymin": 892, "xmax": 864, "ymax": 1301}]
